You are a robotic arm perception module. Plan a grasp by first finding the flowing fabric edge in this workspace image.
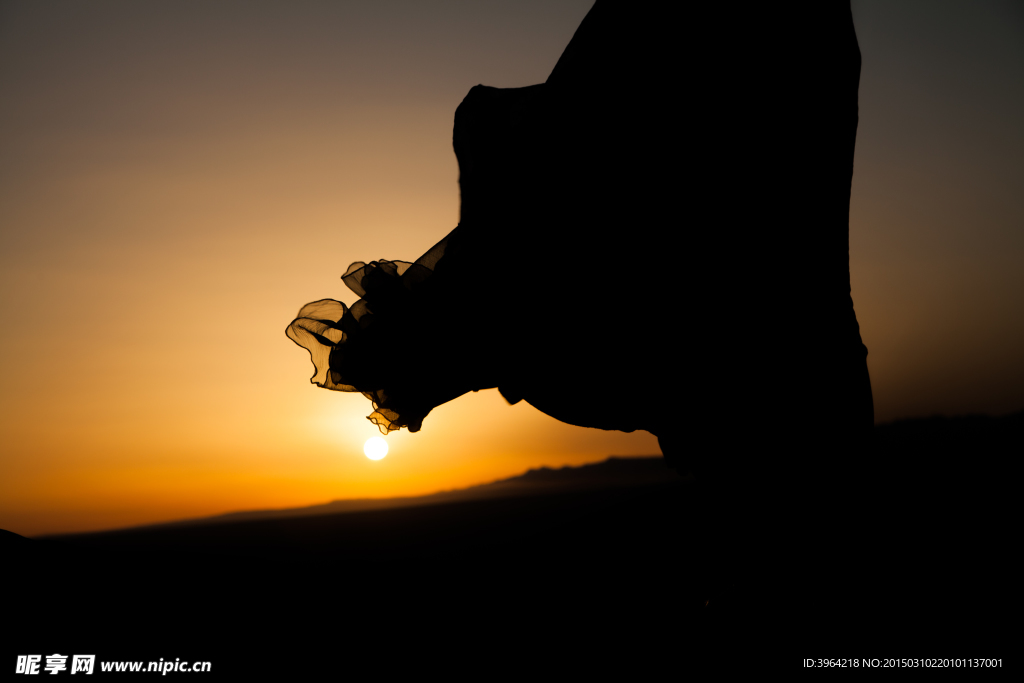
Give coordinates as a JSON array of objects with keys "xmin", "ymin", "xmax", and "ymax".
[{"xmin": 285, "ymin": 230, "xmax": 455, "ymax": 434}]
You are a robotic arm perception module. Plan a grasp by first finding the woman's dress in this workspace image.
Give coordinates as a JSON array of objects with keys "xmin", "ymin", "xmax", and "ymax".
[
  {"xmin": 286, "ymin": 1, "xmax": 874, "ymax": 470},
  {"xmin": 287, "ymin": 2, "xmax": 878, "ymax": 629}
]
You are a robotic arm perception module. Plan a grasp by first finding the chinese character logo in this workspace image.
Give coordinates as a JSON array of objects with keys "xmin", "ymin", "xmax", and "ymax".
[
  {"xmin": 15, "ymin": 656, "xmax": 41, "ymax": 675},
  {"xmin": 71, "ymin": 655, "xmax": 96, "ymax": 675}
]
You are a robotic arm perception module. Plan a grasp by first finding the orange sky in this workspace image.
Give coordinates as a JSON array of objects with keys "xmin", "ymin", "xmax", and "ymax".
[{"xmin": 2, "ymin": 0, "xmax": 1022, "ymax": 536}]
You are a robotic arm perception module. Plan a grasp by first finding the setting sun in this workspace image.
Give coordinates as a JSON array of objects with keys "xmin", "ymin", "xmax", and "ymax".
[{"xmin": 363, "ymin": 437, "xmax": 388, "ymax": 460}]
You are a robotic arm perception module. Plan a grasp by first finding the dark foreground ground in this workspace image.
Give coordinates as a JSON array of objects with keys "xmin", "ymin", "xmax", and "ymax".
[{"xmin": 5, "ymin": 413, "xmax": 1019, "ymax": 675}]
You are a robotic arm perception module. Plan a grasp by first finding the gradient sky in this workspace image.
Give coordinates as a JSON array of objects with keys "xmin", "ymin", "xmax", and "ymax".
[{"xmin": 1, "ymin": 0, "xmax": 1022, "ymax": 536}]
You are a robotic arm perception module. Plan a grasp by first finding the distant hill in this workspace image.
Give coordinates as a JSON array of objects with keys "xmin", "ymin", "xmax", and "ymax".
[
  {"xmin": 874, "ymin": 408, "xmax": 1022, "ymax": 451},
  {"xmin": 39, "ymin": 455, "xmax": 682, "ymax": 537}
]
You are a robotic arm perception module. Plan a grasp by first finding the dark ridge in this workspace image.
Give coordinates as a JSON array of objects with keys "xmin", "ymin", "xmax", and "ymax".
[
  {"xmin": 35, "ymin": 456, "xmax": 680, "ymax": 537},
  {"xmin": 0, "ymin": 527, "xmax": 30, "ymax": 548},
  {"xmin": 875, "ymin": 408, "xmax": 1023, "ymax": 447},
  {"xmin": 870, "ymin": 409, "xmax": 1020, "ymax": 492},
  {"xmin": 506, "ymin": 455, "xmax": 684, "ymax": 485}
]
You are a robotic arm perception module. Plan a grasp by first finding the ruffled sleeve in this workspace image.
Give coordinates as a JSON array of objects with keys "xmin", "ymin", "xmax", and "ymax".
[{"xmin": 286, "ymin": 233, "xmax": 452, "ymax": 433}]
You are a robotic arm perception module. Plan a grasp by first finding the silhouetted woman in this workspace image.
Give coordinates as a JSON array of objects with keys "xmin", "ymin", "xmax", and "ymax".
[{"xmin": 288, "ymin": 0, "xmax": 874, "ymax": 642}]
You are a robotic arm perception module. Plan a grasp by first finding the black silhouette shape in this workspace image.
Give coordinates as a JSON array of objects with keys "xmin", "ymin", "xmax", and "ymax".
[
  {"xmin": 287, "ymin": 0, "xmax": 876, "ymax": 632},
  {"xmin": 287, "ymin": 1, "xmax": 872, "ymax": 454}
]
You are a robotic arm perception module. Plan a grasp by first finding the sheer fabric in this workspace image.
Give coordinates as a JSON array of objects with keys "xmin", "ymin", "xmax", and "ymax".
[{"xmin": 287, "ymin": 234, "xmax": 451, "ymax": 433}]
